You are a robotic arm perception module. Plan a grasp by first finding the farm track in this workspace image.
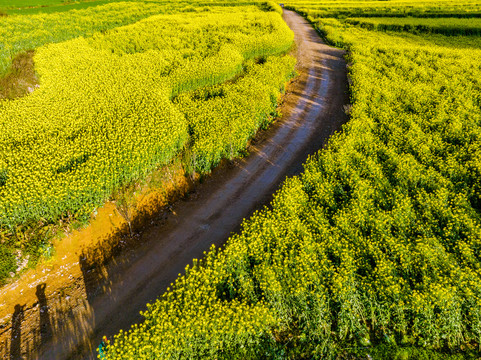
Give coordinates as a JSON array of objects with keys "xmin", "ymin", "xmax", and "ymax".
[{"xmin": 6, "ymin": 10, "xmax": 349, "ymax": 359}]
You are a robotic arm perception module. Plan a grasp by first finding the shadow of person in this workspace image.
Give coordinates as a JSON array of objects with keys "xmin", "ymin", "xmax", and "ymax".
[
  {"xmin": 79, "ymin": 250, "xmax": 103, "ymax": 304},
  {"xmin": 35, "ymin": 283, "xmax": 52, "ymax": 346},
  {"xmin": 10, "ymin": 304, "xmax": 25, "ymax": 360}
]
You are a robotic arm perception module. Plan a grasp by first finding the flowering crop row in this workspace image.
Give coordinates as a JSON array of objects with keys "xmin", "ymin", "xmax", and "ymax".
[
  {"xmin": 346, "ymin": 17, "xmax": 481, "ymax": 36},
  {"xmin": 104, "ymin": 6, "xmax": 481, "ymax": 359},
  {"xmin": 285, "ymin": 0, "xmax": 481, "ymax": 18}
]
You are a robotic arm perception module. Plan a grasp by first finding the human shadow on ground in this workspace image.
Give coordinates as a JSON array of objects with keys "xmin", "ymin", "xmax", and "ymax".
[
  {"xmin": 36, "ymin": 284, "xmax": 52, "ymax": 346},
  {"xmin": 10, "ymin": 304, "xmax": 25, "ymax": 360}
]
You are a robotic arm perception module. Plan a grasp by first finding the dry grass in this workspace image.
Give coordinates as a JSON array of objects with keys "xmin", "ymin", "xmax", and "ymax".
[{"xmin": 0, "ymin": 50, "xmax": 38, "ymax": 100}]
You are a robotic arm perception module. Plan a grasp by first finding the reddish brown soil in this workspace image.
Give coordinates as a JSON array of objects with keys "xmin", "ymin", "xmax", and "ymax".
[{"xmin": 0, "ymin": 10, "xmax": 349, "ymax": 360}]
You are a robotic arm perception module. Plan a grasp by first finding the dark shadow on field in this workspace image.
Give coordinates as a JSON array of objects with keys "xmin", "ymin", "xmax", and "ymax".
[
  {"xmin": 35, "ymin": 284, "xmax": 52, "ymax": 346},
  {"xmin": 10, "ymin": 304, "xmax": 25, "ymax": 360},
  {"xmin": 3, "ymin": 280, "xmax": 102, "ymax": 360},
  {"xmin": 79, "ymin": 225, "xmax": 133, "ymax": 304}
]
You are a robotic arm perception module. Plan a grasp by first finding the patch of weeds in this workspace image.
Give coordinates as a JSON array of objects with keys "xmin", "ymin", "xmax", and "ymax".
[
  {"xmin": 39, "ymin": 241, "xmax": 54, "ymax": 259},
  {"xmin": 0, "ymin": 246, "xmax": 16, "ymax": 285}
]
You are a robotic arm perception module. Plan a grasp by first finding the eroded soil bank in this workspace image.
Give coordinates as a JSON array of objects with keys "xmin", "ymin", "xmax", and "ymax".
[{"xmin": 0, "ymin": 10, "xmax": 349, "ymax": 360}]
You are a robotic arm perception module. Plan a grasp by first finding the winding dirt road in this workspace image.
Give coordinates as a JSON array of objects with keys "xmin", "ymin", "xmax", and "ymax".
[{"xmin": 6, "ymin": 10, "xmax": 349, "ymax": 359}]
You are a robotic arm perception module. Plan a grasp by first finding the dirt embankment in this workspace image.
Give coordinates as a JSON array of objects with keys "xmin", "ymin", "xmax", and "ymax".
[{"xmin": 0, "ymin": 10, "xmax": 349, "ymax": 360}]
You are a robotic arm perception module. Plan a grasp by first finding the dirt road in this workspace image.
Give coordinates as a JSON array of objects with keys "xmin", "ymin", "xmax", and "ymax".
[{"xmin": 7, "ymin": 10, "xmax": 349, "ymax": 359}]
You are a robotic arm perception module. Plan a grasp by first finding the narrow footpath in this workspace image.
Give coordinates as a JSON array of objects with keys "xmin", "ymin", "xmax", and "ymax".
[{"xmin": 6, "ymin": 10, "xmax": 349, "ymax": 359}]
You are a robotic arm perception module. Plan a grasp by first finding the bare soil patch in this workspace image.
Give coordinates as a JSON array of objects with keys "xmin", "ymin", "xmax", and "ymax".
[{"xmin": 0, "ymin": 51, "xmax": 38, "ymax": 100}]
